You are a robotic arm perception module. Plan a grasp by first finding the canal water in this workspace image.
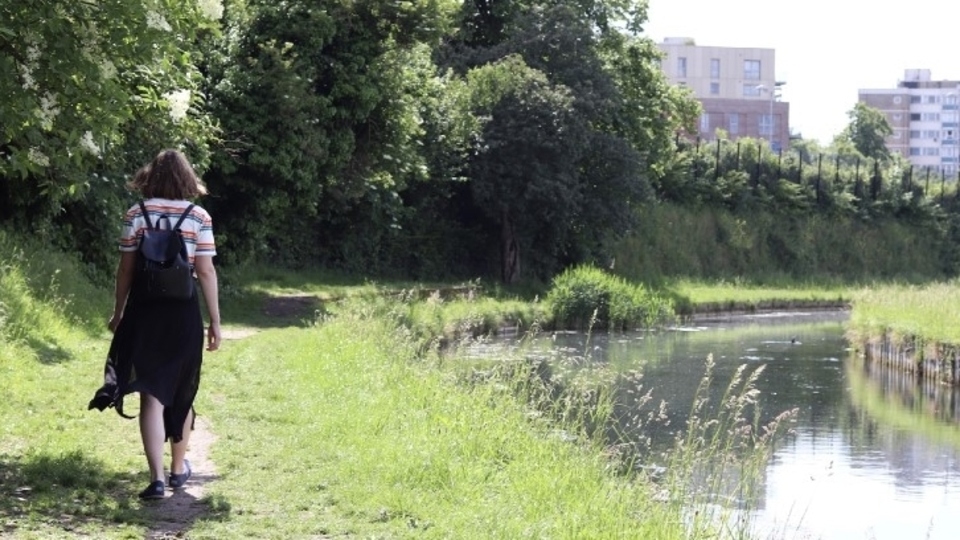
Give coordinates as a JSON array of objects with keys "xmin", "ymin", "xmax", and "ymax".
[{"xmin": 466, "ymin": 310, "xmax": 960, "ymax": 539}]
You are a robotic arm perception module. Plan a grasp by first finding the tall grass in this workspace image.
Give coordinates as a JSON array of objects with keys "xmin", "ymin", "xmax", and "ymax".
[
  {"xmin": 0, "ymin": 230, "xmax": 110, "ymax": 343},
  {"xmin": 547, "ymin": 265, "xmax": 676, "ymax": 330},
  {"xmin": 454, "ymin": 335, "xmax": 797, "ymax": 539},
  {"xmin": 848, "ymin": 281, "xmax": 960, "ymax": 343},
  {"xmin": 613, "ymin": 203, "xmax": 947, "ymax": 284},
  {"xmin": 660, "ymin": 356, "xmax": 797, "ymax": 538}
]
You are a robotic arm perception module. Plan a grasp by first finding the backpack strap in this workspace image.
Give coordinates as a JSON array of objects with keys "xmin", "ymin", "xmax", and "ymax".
[
  {"xmin": 172, "ymin": 204, "xmax": 196, "ymax": 231},
  {"xmin": 138, "ymin": 200, "xmax": 154, "ymax": 229}
]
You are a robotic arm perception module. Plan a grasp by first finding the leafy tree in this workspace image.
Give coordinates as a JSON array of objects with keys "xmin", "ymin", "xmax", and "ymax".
[
  {"xmin": 435, "ymin": 0, "xmax": 694, "ymax": 282},
  {"xmin": 837, "ymin": 102, "xmax": 892, "ymax": 162},
  {"xmin": 0, "ymin": 1, "xmax": 220, "ymax": 271},
  {"xmin": 467, "ymin": 56, "xmax": 587, "ymax": 282},
  {"xmin": 205, "ymin": 0, "xmax": 460, "ymax": 264}
]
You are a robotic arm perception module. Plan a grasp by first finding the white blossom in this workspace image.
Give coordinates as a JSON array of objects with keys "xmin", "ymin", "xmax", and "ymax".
[
  {"xmin": 100, "ymin": 60, "xmax": 117, "ymax": 80},
  {"xmin": 197, "ymin": 0, "xmax": 224, "ymax": 20},
  {"xmin": 146, "ymin": 11, "xmax": 172, "ymax": 31},
  {"xmin": 20, "ymin": 44, "xmax": 40, "ymax": 90},
  {"xmin": 36, "ymin": 93, "xmax": 60, "ymax": 130},
  {"xmin": 28, "ymin": 148, "xmax": 50, "ymax": 167},
  {"xmin": 19, "ymin": 64, "xmax": 36, "ymax": 90},
  {"xmin": 164, "ymin": 89, "xmax": 191, "ymax": 122},
  {"xmin": 80, "ymin": 131, "xmax": 101, "ymax": 156}
]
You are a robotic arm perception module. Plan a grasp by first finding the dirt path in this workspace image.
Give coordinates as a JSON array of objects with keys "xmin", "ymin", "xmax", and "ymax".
[{"xmin": 142, "ymin": 415, "xmax": 218, "ymax": 539}]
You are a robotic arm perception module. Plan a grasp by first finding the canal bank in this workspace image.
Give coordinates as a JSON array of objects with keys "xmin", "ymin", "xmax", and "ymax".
[{"xmin": 465, "ymin": 308, "xmax": 960, "ymax": 540}]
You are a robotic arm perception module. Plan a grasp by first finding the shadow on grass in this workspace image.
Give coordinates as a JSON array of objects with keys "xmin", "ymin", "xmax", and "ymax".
[
  {"xmin": 25, "ymin": 336, "xmax": 74, "ymax": 365},
  {"xmin": 219, "ymin": 289, "xmax": 330, "ymax": 329},
  {"xmin": 0, "ymin": 450, "xmax": 230, "ymax": 537}
]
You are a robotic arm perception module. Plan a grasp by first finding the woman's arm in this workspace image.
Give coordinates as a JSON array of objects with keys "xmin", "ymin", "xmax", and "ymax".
[
  {"xmin": 108, "ymin": 252, "xmax": 137, "ymax": 332},
  {"xmin": 194, "ymin": 255, "xmax": 222, "ymax": 351}
]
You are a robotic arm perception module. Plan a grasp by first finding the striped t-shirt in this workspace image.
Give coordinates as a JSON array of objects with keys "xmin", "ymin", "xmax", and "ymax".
[{"xmin": 119, "ymin": 198, "xmax": 216, "ymax": 263}]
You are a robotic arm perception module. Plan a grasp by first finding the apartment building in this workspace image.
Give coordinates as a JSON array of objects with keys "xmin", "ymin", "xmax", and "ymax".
[
  {"xmin": 658, "ymin": 38, "xmax": 790, "ymax": 151},
  {"xmin": 859, "ymin": 69, "xmax": 960, "ymax": 174}
]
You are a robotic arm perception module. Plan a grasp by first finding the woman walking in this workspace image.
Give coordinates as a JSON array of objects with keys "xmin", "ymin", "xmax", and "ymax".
[{"xmin": 97, "ymin": 148, "xmax": 221, "ymax": 500}]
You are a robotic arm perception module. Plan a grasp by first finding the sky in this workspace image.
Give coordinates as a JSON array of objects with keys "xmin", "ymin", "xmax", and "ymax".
[{"xmin": 644, "ymin": 0, "xmax": 960, "ymax": 144}]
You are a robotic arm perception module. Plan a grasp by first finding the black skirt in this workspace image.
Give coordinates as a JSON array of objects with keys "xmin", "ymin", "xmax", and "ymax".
[{"xmin": 105, "ymin": 287, "xmax": 204, "ymax": 442}]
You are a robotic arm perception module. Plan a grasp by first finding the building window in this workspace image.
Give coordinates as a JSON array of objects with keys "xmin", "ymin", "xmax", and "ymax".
[
  {"xmin": 910, "ymin": 147, "xmax": 921, "ymax": 156},
  {"xmin": 948, "ymin": 95, "xmax": 959, "ymax": 105},
  {"xmin": 743, "ymin": 84, "xmax": 761, "ymax": 97},
  {"xmin": 759, "ymin": 114, "xmax": 773, "ymax": 136},
  {"xmin": 700, "ymin": 113, "xmax": 709, "ymax": 133},
  {"xmin": 677, "ymin": 57, "xmax": 687, "ymax": 77},
  {"xmin": 910, "ymin": 113, "xmax": 922, "ymax": 121},
  {"xmin": 710, "ymin": 82, "xmax": 720, "ymax": 95},
  {"xmin": 922, "ymin": 130, "xmax": 939, "ymax": 139},
  {"xmin": 922, "ymin": 113, "xmax": 941, "ymax": 121},
  {"xmin": 923, "ymin": 147, "xmax": 940, "ymax": 156},
  {"xmin": 925, "ymin": 95, "xmax": 939, "ymax": 104},
  {"xmin": 744, "ymin": 60, "xmax": 761, "ymax": 80},
  {"xmin": 909, "ymin": 130, "xmax": 920, "ymax": 138},
  {"xmin": 728, "ymin": 113, "xmax": 739, "ymax": 135},
  {"xmin": 910, "ymin": 96, "xmax": 921, "ymax": 104},
  {"xmin": 710, "ymin": 58, "xmax": 720, "ymax": 78}
]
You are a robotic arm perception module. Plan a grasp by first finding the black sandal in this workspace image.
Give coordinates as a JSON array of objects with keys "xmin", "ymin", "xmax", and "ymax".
[
  {"xmin": 138, "ymin": 480, "xmax": 165, "ymax": 500},
  {"xmin": 169, "ymin": 460, "xmax": 192, "ymax": 489}
]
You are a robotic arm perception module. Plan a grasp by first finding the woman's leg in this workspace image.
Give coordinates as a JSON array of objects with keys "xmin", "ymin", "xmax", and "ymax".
[
  {"xmin": 170, "ymin": 408, "xmax": 194, "ymax": 475},
  {"xmin": 138, "ymin": 393, "xmax": 166, "ymax": 483}
]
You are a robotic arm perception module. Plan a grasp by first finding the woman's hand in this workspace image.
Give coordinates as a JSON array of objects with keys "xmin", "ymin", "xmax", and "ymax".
[
  {"xmin": 108, "ymin": 313, "xmax": 122, "ymax": 333},
  {"xmin": 207, "ymin": 321, "xmax": 222, "ymax": 351}
]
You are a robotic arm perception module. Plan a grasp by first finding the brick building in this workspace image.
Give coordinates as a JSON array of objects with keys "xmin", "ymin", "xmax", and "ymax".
[{"xmin": 658, "ymin": 38, "xmax": 790, "ymax": 150}]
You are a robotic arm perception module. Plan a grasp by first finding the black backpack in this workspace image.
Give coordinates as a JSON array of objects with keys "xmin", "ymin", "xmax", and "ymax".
[{"xmin": 135, "ymin": 200, "xmax": 196, "ymax": 301}]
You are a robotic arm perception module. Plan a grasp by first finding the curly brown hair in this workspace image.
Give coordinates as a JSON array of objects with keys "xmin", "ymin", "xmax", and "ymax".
[{"xmin": 127, "ymin": 149, "xmax": 208, "ymax": 199}]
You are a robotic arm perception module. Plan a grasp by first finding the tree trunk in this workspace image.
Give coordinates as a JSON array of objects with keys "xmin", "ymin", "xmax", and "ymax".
[{"xmin": 500, "ymin": 210, "xmax": 520, "ymax": 284}]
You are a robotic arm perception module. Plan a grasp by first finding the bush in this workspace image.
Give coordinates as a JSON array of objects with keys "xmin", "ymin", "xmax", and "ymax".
[{"xmin": 547, "ymin": 265, "xmax": 674, "ymax": 331}]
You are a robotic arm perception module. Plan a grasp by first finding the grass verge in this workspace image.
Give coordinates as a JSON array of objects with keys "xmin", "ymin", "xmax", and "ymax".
[{"xmin": 191, "ymin": 314, "xmax": 696, "ymax": 538}]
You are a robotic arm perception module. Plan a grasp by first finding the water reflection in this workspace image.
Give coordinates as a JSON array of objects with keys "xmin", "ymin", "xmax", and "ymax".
[{"xmin": 467, "ymin": 310, "xmax": 960, "ymax": 539}]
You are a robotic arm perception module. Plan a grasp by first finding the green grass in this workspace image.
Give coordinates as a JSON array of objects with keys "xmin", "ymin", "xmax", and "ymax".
[
  {"xmin": 847, "ymin": 281, "xmax": 960, "ymax": 344},
  {"xmin": 666, "ymin": 278, "xmax": 853, "ymax": 315},
  {"xmin": 191, "ymin": 316, "xmax": 699, "ymax": 539}
]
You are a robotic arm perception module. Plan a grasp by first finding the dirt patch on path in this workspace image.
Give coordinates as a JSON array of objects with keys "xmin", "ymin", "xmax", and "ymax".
[{"xmin": 142, "ymin": 415, "xmax": 218, "ymax": 539}]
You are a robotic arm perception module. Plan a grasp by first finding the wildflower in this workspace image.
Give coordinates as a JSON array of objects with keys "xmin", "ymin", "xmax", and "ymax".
[
  {"xmin": 163, "ymin": 89, "xmax": 191, "ymax": 122},
  {"xmin": 28, "ymin": 148, "xmax": 50, "ymax": 167},
  {"xmin": 80, "ymin": 131, "xmax": 101, "ymax": 156},
  {"xmin": 197, "ymin": 0, "xmax": 224, "ymax": 20}
]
